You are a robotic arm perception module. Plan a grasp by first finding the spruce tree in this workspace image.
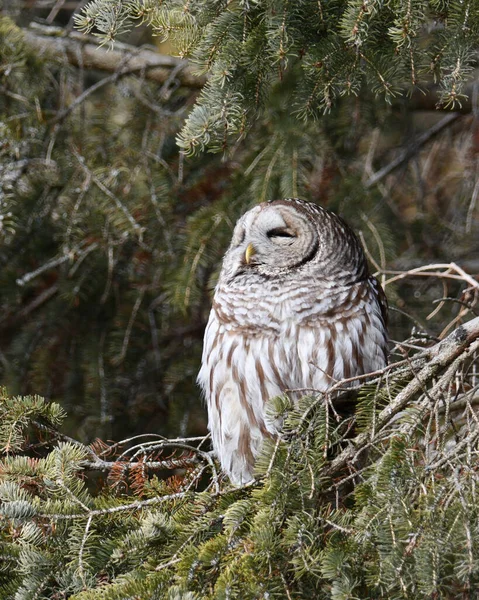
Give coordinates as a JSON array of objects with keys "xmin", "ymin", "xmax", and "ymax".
[
  {"xmin": 1, "ymin": 2, "xmax": 479, "ymax": 598},
  {"xmin": 74, "ymin": 0, "xmax": 479, "ymax": 154}
]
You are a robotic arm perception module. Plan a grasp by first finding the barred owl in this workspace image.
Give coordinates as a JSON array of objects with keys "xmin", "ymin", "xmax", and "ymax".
[{"xmin": 198, "ymin": 198, "xmax": 388, "ymax": 485}]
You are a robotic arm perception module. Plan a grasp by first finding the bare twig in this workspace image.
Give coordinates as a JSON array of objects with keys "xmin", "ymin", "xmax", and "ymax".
[
  {"xmin": 81, "ymin": 455, "xmax": 199, "ymax": 472},
  {"xmin": 111, "ymin": 287, "xmax": 146, "ymax": 365},
  {"xmin": 71, "ymin": 147, "xmax": 144, "ymax": 241},
  {"xmin": 365, "ymin": 113, "xmax": 462, "ymax": 188},
  {"xmin": 16, "ymin": 248, "xmax": 77, "ymax": 287},
  {"xmin": 46, "ymin": 0, "xmax": 67, "ymax": 24},
  {"xmin": 40, "ymin": 464, "xmax": 257, "ymax": 520},
  {"xmin": 382, "ymin": 263, "xmax": 479, "ymax": 290},
  {"xmin": 78, "ymin": 513, "xmax": 92, "ymax": 587},
  {"xmin": 326, "ymin": 317, "xmax": 479, "ymax": 476},
  {"xmin": 41, "ymin": 471, "xmax": 206, "ymax": 520},
  {"xmin": 15, "ymin": 285, "xmax": 59, "ymax": 320}
]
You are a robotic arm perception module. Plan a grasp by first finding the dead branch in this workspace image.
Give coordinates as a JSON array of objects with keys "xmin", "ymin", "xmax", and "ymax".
[
  {"xmin": 382, "ymin": 263, "xmax": 479, "ymax": 290},
  {"xmin": 327, "ymin": 315, "xmax": 479, "ymax": 476},
  {"xmin": 365, "ymin": 113, "xmax": 462, "ymax": 188},
  {"xmin": 22, "ymin": 23, "xmax": 205, "ymax": 89},
  {"xmin": 81, "ymin": 456, "xmax": 199, "ymax": 472}
]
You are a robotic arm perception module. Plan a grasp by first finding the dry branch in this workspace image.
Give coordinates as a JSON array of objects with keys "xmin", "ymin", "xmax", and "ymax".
[
  {"xmin": 22, "ymin": 23, "xmax": 205, "ymax": 88},
  {"xmin": 365, "ymin": 113, "xmax": 462, "ymax": 188},
  {"xmin": 327, "ymin": 315, "xmax": 479, "ymax": 476},
  {"xmin": 81, "ymin": 456, "xmax": 199, "ymax": 472}
]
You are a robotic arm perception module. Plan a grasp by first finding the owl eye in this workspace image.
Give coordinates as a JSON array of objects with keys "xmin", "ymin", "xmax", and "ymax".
[{"xmin": 267, "ymin": 228, "xmax": 296, "ymax": 240}]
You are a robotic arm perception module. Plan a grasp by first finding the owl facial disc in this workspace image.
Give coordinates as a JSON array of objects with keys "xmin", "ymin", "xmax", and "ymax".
[{"xmin": 233, "ymin": 202, "xmax": 318, "ymax": 272}]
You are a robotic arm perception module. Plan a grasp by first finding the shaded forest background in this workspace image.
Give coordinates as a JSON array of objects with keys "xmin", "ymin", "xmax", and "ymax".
[{"xmin": 1, "ymin": 0, "xmax": 478, "ymax": 446}]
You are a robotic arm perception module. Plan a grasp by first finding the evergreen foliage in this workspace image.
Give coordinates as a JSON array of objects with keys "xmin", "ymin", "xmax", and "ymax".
[
  {"xmin": 75, "ymin": 0, "xmax": 479, "ymax": 154},
  {"xmin": 1, "ymin": 318, "xmax": 479, "ymax": 598},
  {"xmin": 0, "ymin": 14, "xmax": 233, "ymax": 441},
  {"xmin": 1, "ymin": 2, "xmax": 479, "ymax": 598},
  {"xmin": 0, "ymin": 13, "xmax": 418, "ymax": 444}
]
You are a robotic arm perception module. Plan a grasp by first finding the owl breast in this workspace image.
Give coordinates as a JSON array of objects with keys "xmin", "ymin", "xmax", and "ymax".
[{"xmin": 198, "ymin": 273, "xmax": 387, "ymax": 485}]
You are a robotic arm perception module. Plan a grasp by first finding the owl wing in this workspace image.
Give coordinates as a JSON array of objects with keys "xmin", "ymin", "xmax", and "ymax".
[
  {"xmin": 198, "ymin": 309, "xmax": 280, "ymax": 485},
  {"xmin": 369, "ymin": 275, "xmax": 388, "ymax": 329}
]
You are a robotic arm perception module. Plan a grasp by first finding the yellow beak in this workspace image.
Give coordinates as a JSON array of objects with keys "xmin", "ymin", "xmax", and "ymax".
[{"xmin": 244, "ymin": 243, "xmax": 256, "ymax": 264}]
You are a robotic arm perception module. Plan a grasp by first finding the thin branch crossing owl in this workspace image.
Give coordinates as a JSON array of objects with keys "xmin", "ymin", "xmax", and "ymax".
[{"xmin": 198, "ymin": 198, "xmax": 388, "ymax": 485}]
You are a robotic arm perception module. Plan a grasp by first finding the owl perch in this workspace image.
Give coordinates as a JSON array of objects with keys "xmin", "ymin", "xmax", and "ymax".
[
  {"xmin": 327, "ymin": 314, "xmax": 479, "ymax": 478},
  {"xmin": 49, "ymin": 311, "xmax": 479, "ymax": 506},
  {"xmin": 24, "ymin": 312, "xmax": 478, "ymax": 512}
]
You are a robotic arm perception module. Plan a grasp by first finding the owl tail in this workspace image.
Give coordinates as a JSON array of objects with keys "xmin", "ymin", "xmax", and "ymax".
[{"xmin": 210, "ymin": 406, "xmax": 266, "ymax": 486}]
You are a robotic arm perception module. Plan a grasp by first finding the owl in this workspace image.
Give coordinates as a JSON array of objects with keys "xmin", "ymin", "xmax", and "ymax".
[{"xmin": 198, "ymin": 198, "xmax": 388, "ymax": 485}]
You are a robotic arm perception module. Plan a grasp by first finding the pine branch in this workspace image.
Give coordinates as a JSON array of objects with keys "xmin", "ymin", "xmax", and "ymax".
[
  {"xmin": 81, "ymin": 455, "xmax": 199, "ymax": 472},
  {"xmin": 71, "ymin": 147, "xmax": 145, "ymax": 241},
  {"xmin": 2, "ymin": 307, "xmax": 479, "ymax": 596}
]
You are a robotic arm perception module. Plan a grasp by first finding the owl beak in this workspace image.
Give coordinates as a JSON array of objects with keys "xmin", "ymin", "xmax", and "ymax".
[{"xmin": 244, "ymin": 243, "xmax": 256, "ymax": 264}]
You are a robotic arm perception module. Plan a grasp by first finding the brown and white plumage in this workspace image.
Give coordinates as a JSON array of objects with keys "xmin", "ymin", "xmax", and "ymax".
[{"xmin": 198, "ymin": 198, "xmax": 388, "ymax": 485}]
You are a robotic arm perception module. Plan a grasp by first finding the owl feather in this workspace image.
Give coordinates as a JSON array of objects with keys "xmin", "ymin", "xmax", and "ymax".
[{"xmin": 198, "ymin": 198, "xmax": 388, "ymax": 485}]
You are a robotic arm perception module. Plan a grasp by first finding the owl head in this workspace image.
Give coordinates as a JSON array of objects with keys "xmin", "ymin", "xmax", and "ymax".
[{"xmin": 221, "ymin": 198, "xmax": 368, "ymax": 283}]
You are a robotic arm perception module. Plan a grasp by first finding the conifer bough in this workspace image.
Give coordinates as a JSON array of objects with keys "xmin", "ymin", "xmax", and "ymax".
[
  {"xmin": 76, "ymin": 0, "xmax": 479, "ymax": 154},
  {"xmin": 1, "ymin": 315, "xmax": 479, "ymax": 598}
]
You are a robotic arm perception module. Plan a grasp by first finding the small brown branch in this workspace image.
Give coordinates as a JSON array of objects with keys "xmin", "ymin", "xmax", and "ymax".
[
  {"xmin": 0, "ymin": 284, "xmax": 59, "ymax": 330},
  {"xmin": 46, "ymin": 0, "xmax": 67, "ymax": 23},
  {"xmin": 17, "ymin": 285, "xmax": 59, "ymax": 318},
  {"xmin": 365, "ymin": 113, "xmax": 462, "ymax": 188}
]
